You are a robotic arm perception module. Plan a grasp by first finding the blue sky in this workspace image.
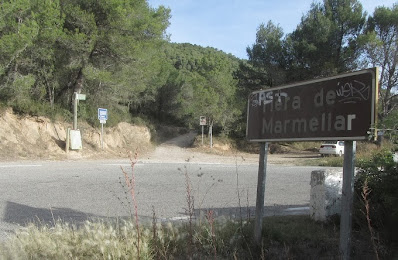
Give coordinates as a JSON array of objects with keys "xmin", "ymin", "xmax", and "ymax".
[{"xmin": 147, "ymin": 0, "xmax": 397, "ymax": 59}]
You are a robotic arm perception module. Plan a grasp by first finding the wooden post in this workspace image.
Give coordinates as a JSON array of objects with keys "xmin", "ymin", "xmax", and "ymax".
[
  {"xmin": 254, "ymin": 142, "xmax": 269, "ymax": 245},
  {"xmin": 339, "ymin": 141, "xmax": 356, "ymax": 259},
  {"xmin": 201, "ymin": 125, "xmax": 204, "ymax": 145},
  {"xmin": 209, "ymin": 123, "xmax": 213, "ymax": 148},
  {"xmin": 73, "ymin": 92, "xmax": 78, "ymax": 130},
  {"xmin": 65, "ymin": 128, "xmax": 70, "ymax": 153}
]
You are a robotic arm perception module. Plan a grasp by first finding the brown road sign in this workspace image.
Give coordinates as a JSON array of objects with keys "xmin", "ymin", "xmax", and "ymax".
[{"xmin": 246, "ymin": 68, "xmax": 378, "ymax": 142}]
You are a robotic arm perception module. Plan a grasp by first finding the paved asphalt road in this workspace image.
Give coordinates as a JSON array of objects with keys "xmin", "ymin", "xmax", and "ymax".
[{"xmin": 0, "ymin": 159, "xmax": 332, "ymax": 240}]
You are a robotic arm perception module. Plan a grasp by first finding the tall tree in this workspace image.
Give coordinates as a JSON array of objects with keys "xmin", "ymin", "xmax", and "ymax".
[
  {"xmin": 57, "ymin": 0, "xmax": 170, "ymax": 115},
  {"xmin": 360, "ymin": 5, "xmax": 398, "ymax": 121},
  {"xmin": 242, "ymin": 21, "xmax": 286, "ymax": 92},
  {"xmin": 286, "ymin": 0, "xmax": 366, "ymax": 81},
  {"xmin": 157, "ymin": 43, "xmax": 241, "ymax": 134},
  {"xmin": 247, "ymin": 21, "xmax": 286, "ymax": 87},
  {"xmin": 0, "ymin": 0, "xmax": 171, "ymax": 120},
  {"xmin": 0, "ymin": 0, "xmax": 63, "ymax": 111}
]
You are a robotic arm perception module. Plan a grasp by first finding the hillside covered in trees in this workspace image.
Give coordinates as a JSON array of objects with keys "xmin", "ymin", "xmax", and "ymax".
[{"xmin": 1, "ymin": 0, "xmax": 397, "ymax": 139}]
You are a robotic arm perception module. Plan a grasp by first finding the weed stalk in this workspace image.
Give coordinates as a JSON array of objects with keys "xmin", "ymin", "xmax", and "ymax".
[
  {"xmin": 206, "ymin": 210, "xmax": 217, "ymax": 259},
  {"xmin": 121, "ymin": 151, "xmax": 141, "ymax": 259},
  {"xmin": 183, "ymin": 166, "xmax": 195, "ymax": 258},
  {"xmin": 362, "ymin": 179, "xmax": 380, "ymax": 260}
]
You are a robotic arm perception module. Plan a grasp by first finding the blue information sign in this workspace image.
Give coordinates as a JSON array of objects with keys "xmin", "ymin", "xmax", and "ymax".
[{"xmin": 98, "ymin": 108, "xmax": 108, "ymax": 121}]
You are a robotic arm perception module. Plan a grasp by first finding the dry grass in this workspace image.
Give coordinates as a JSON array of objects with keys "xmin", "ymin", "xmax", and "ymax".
[
  {"xmin": 0, "ymin": 220, "xmax": 153, "ymax": 259},
  {"xmin": 0, "ymin": 206, "xmax": 389, "ymax": 259},
  {"xmin": 0, "ymin": 215, "xmax": 345, "ymax": 259},
  {"xmin": 2, "ymin": 214, "xmax": 384, "ymax": 259}
]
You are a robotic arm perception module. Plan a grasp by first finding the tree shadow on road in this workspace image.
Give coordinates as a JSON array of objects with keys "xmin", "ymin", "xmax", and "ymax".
[
  {"xmin": 3, "ymin": 201, "xmax": 102, "ymax": 227},
  {"xmin": 3, "ymin": 201, "xmax": 153, "ymax": 229}
]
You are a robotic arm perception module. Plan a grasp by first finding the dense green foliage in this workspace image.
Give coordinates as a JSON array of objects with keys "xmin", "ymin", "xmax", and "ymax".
[
  {"xmin": 355, "ymin": 149, "xmax": 398, "ymax": 243},
  {"xmin": 0, "ymin": 0, "xmax": 171, "ymax": 125},
  {"xmin": 150, "ymin": 43, "xmax": 242, "ymax": 134},
  {"xmin": 0, "ymin": 0, "xmax": 397, "ymax": 137}
]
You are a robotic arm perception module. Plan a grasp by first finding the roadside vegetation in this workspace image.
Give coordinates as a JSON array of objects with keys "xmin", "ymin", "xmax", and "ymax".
[
  {"xmin": 0, "ymin": 215, "xmax": 329, "ymax": 259},
  {"xmin": 0, "ymin": 215, "xmax": 354, "ymax": 259}
]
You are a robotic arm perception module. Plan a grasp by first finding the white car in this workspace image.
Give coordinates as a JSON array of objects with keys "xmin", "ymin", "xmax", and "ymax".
[{"xmin": 319, "ymin": 141, "xmax": 345, "ymax": 157}]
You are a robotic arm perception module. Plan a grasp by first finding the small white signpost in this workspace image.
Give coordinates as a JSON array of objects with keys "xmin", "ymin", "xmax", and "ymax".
[
  {"xmin": 66, "ymin": 92, "xmax": 86, "ymax": 152},
  {"xmin": 98, "ymin": 108, "xmax": 108, "ymax": 149}
]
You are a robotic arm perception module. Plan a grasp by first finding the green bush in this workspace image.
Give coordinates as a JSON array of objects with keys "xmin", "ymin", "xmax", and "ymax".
[
  {"xmin": 9, "ymin": 99, "xmax": 72, "ymax": 123},
  {"xmin": 355, "ymin": 149, "xmax": 398, "ymax": 240}
]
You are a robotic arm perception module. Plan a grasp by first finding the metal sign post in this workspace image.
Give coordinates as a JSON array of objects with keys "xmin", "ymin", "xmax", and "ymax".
[
  {"xmin": 254, "ymin": 142, "xmax": 269, "ymax": 245},
  {"xmin": 98, "ymin": 108, "xmax": 108, "ymax": 150},
  {"xmin": 339, "ymin": 141, "xmax": 356, "ymax": 259},
  {"xmin": 100, "ymin": 121, "xmax": 105, "ymax": 149}
]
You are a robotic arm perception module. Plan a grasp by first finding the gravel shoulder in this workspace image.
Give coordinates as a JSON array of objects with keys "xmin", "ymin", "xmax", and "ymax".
[{"xmin": 143, "ymin": 131, "xmax": 319, "ymax": 165}]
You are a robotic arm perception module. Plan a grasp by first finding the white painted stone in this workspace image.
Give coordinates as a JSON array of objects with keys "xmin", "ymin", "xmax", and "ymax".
[{"xmin": 310, "ymin": 169, "xmax": 343, "ymax": 221}]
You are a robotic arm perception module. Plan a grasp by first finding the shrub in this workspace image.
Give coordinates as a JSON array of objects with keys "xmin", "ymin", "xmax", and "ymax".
[{"xmin": 355, "ymin": 149, "xmax": 398, "ymax": 241}]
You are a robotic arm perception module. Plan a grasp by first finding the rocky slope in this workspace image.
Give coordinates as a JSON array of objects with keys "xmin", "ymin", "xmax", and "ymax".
[{"xmin": 0, "ymin": 109, "xmax": 152, "ymax": 161}]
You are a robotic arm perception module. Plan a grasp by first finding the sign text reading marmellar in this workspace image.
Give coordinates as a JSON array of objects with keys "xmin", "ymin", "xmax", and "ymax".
[{"xmin": 246, "ymin": 68, "xmax": 378, "ymax": 142}]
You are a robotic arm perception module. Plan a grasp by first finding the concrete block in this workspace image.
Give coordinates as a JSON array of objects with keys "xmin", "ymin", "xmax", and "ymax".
[
  {"xmin": 310, "ymin": 169, "xmax": 342, "ymax": 221},
  {"xmin": 70, "ymin": 129, "xmax": 82, "ymax": 150}
]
